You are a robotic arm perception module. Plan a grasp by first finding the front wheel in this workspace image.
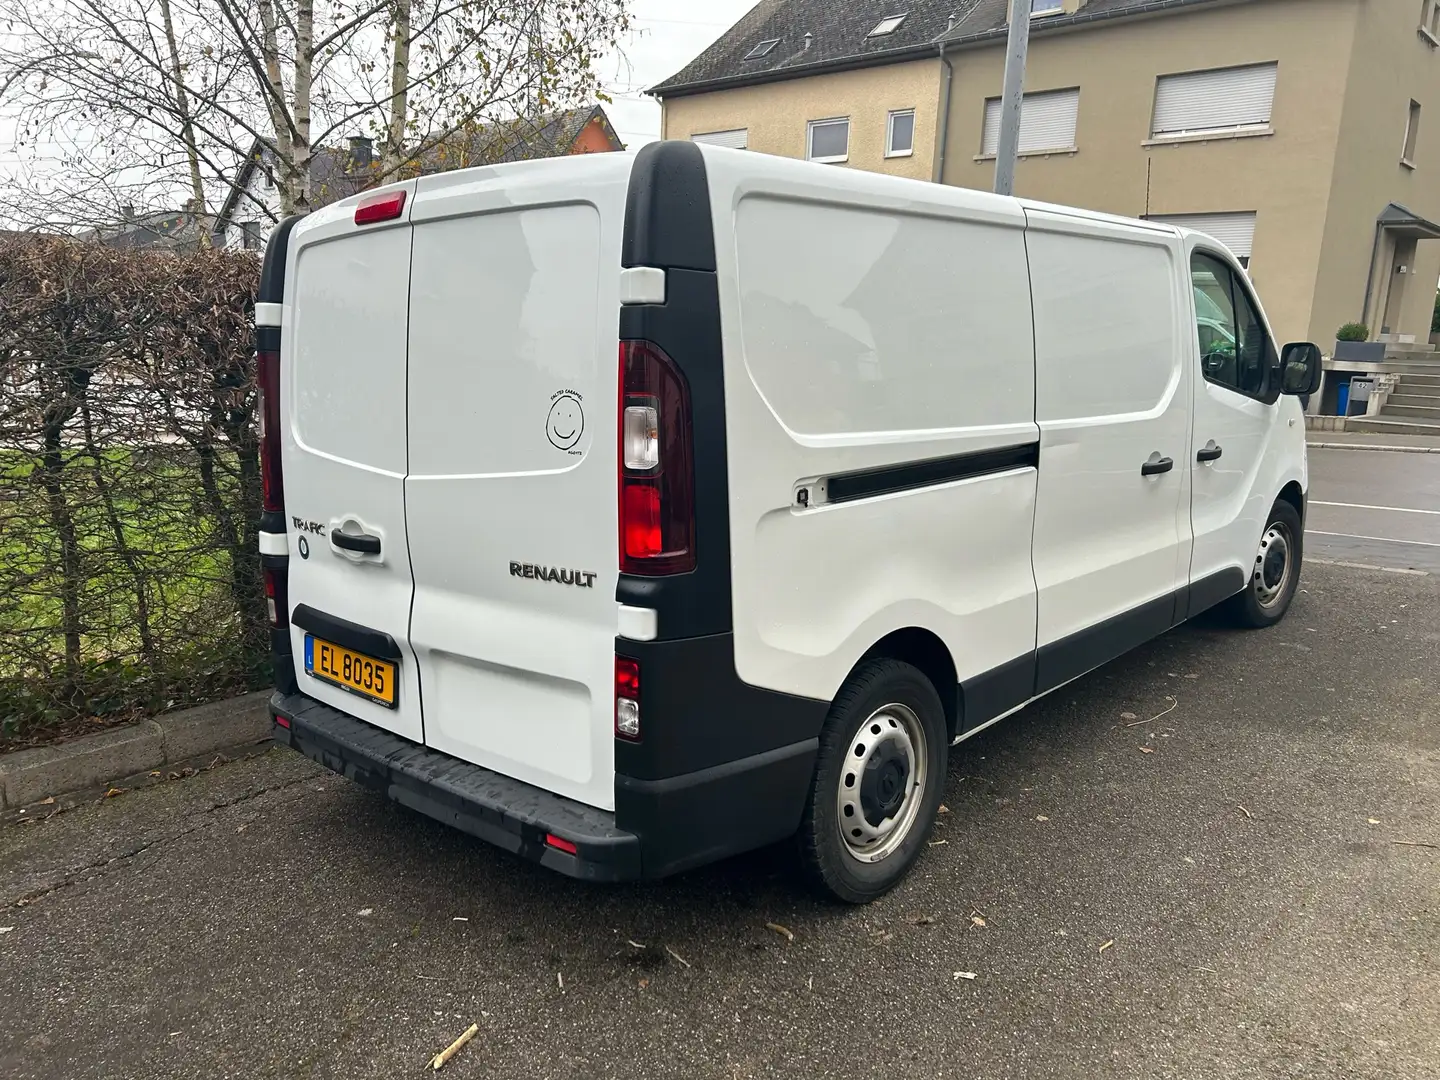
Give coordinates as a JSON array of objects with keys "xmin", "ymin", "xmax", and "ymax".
[
  {"xmin": 797, "ymin": 659, "xmax": 948, "ymax": 904},
  {"xmin": 1224, "ymin": 498, "xmax": 1303, "ymax": 628}
]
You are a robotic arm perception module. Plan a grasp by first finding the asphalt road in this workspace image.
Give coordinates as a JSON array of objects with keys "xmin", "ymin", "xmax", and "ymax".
[
  {"xmin": 1307, "ymin": 449, "xmax": 1440, "ymax": 573},
  {"xmin": 3, "ymin": 558, "xmax": 1437, "ymax": 1080}
]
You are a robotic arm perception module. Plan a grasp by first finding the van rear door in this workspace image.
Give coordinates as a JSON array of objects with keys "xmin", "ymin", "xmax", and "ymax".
[
  {"xmin": 403, "ymin": 157, "xmax": 634, "ymax": 811},
  {"xmin": 282, "ymin": 188, "xmax": 424, "ymax": 743}
]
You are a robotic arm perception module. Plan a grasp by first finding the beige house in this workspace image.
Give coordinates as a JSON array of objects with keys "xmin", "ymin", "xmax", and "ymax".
[{"xmin": 653, "ymin": 0, "xmax": 1440, "ymax": 350}]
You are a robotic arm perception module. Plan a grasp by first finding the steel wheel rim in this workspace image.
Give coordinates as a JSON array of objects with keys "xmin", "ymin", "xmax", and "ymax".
[
  {"xmin": 1253, "ymin": 521, "xmax": 1293, "ymax": 609},
  {"xmin": 836, "ymin": 702, "xmax": 927, "ymax": 864}
]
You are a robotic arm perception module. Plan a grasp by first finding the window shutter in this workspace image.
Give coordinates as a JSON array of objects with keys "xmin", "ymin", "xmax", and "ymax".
[
  {"xmin": 1152, "ymin": 64, "xmax": 1277, "ymax": 136},
  {"xmin": 1148, "ymin": 212, "xmax": 1257, "ymax": 259},
  {"xmin": 691, "ymin": 129, "xmax": 748, "ymax": 150},
  {"xmin": 982, "ymin": 89, "xmax": 1079, "ymax": 156}
]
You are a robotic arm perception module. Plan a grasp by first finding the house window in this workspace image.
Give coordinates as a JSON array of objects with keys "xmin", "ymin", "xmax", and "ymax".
[
  {"xmin": 980, "ymin": 88, "xmax": 1080, "ymax": 157},
  {"xmin": 1031, "ymin": 0, "xmax": 1063, "ymax": 15},
  {"xmin": 240, "ymin": 221, "xmax": 260, "ymax": 250},
  {"xmin": 692, "ymin": 129, "xmax": 749, "ymax": 150},
  {"xmin": 887, "ymin": 110, "xmax": 916, "ymax": 157},
  {"xmin": 868, "ymin": 14, "xmax": 907, "ymax": 37},
  {"xmin": 1151, "ymin": 63, "xmax": 1278, "ymax": 139},
  {"xmin": 744, "ymin": 39, "xmax": 780, "ymax": 60},
  {"xmin": 807, "ymin": 118, "xmax": 850, "ymax": 163},
  {"xmin": 1147, "ymin": 212, "xmax": 1257, "ymax": 269},
  {"xmin": 1424, "ymin": 1, "xmax": 1440, "ymax": 42},
  {"xmin": 1403, "ymin": 100, "xmax": 1422, "ymax": 167}
]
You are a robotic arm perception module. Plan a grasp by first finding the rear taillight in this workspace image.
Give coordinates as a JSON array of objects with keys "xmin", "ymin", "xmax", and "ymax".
[
  {"xmin": 264, "ymin": 564, "xmax": 289, "ymax": 629},
  {"xmin": 615, "ymin": 655, "xmax": 641, "ymax": 741},
  {"xmin": 618, "ymin": 341, "xmax": 695, "ymax": 575},
  {"xmin": 257, "ymin": 348, "xmax": 284, "ymax": 514}
]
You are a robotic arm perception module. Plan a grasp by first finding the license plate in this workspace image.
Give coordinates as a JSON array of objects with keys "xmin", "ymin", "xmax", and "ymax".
[{"xmin": 304, "ymin": 635, "xmax": 397, "ymax": 708}]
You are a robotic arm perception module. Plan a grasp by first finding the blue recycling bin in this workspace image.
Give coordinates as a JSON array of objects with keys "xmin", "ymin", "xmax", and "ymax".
[{"xmin": 1336, "ymin": 381, "xmax": 1349, "ymax": 416}]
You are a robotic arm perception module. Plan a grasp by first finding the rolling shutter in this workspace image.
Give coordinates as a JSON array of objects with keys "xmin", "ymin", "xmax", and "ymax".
[
  {"xmin": 691, "ymin": 129, "xmax": 748, "ymax": 150},
  {"xmin": 1148, "ymin": 212, "xmax": 1257, "ymax": 259},
  {"xmin": 1152, "ymin": 64, "xmax": 1277, "ymax": 137},
  {"xmin": 982, "ymin": 88, "xmax": 1080, "ymax": 156}
]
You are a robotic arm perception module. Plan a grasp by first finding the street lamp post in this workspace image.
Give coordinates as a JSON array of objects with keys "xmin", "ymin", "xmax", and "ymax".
[{"xmin": 993, "ymin": 0, "xmax": 1032, "ymax": 196}]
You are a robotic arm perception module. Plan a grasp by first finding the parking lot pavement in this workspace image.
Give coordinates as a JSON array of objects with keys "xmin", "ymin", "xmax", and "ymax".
[
  {"xmin": 1307, "ymin": 448, "xmax": 1440, "ymax": 573},
  {"xmin": 3, "ymin": 562, "xmax": 1438, "ymax": 1080}
]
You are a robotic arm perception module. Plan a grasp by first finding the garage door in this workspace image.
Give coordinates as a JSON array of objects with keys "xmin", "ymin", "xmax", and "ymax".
[{"xmin": 1148, "ymin": 211, "xmax": 1257, "ymax": 263}]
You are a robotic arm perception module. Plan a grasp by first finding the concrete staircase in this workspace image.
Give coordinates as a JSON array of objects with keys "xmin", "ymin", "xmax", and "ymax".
[{"xmin": 1346, "ymin": 346, "xmax": 1440, "ymax": 436}]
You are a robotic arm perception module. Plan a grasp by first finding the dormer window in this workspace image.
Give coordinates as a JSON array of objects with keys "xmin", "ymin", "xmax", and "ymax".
[
  {"xmin": 744, "ymin": 38, "xmax": 780, "ymax": 60},
  {"xmin": 868, "ymin": 14, "xmax": 907, "ymax": 37}
]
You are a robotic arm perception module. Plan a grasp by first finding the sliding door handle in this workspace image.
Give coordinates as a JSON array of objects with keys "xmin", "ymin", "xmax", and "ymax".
[
  {"xmin": 1141, "ymin": 456, "xmax": 1174, "ymax": 477},
  {"xmin": 1197, "ymin": 444, "xmax": 1223, "ymax": 463}
]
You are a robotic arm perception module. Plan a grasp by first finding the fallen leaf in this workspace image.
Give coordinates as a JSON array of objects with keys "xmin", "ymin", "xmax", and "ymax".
[
  {"xmin": 953, "ymin": 971, "xmax": 978, "ymax": 980},
  {"xmin": 970, "ymin": 915, "xmax": 987, "ymax": 928},
  {"xmin": 1036, "ymin": 815, "xmax": 1049, "ymax": 822},
  {"xmin": 1120, "ymin": 712, "xmax": 1137, "ymax": 721},
  {"xmin": 357, "ymin": 908, "xmax": 374, "ymax": 917},
  {"xmin": 149, "ymin": 771, "xmax": 162, "ymax": 778},
  {"xmin": 39, "ymin": 796, "xmax": 54, "ymax": 805},
  {"xmin": 1099, "ymin": 939, "xmax": 1115, "ymax": 954},
  {"xmin": 765, "ymin": 922, "xmax": 795, "ymax": 943},
  {"xmin": 235, "ymin": 823, "xmax": 248, "ymax": 833},
  {"xmin": 1138, "ymin": 746, "xmax": 1155, "ymax": 755},
  {"xmin": 937, "ymin": 805, "xmax": 949, "ymax": 814},
  {"xmin": 103, "ymin": 787, "xmax": 126, "ymax": 797},
  {"xmin": 1367, "ymin": 818, "xmax": 1381, "ymax": 825},
  {"xmin": 638, "ymin": 978, "xmax": 649, "ymax": 990},
  {"xmin": 0, "ymin": 926, "xmax": 14, "ymax": 934}
]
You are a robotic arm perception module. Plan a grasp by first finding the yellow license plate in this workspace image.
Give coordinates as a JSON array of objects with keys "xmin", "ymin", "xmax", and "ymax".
[{"xmin": 305, "ymin": 635, "xmax": 396, "ymax": 707}]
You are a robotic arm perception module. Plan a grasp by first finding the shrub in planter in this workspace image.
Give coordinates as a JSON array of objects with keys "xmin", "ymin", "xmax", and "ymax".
[
  {"xmin": 1336, "ymin": 322, "xmax": 1369, "ymax": 342},
  {"xmin": 1333, "ymin": 323, "xmax": 1384, "ymax": 363}
]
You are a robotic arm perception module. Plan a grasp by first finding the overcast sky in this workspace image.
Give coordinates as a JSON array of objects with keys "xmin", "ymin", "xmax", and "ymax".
[{"xmin": 604, "ymin": 0, "xmax": 754, "ymax": 147}]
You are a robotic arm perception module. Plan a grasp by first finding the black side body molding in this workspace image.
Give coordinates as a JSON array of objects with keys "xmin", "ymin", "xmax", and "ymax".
[
  {"xmin": 827, "ymin": 442, "xmax": 1040, "ymax": 505},
  {"xmin": 291, "ymin": 604, "xmax": 403, "ymax": 661}
]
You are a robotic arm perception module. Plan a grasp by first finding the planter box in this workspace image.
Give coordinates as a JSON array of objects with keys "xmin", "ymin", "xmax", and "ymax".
[{"xmin": 1333, "ymin": 340, "xmax": 1385, "ymax": 363}]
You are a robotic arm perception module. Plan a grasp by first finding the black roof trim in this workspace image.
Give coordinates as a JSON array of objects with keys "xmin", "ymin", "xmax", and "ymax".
[{"xmin": 621, "ymin": 141, "xmax": 716, "ymax": 273}]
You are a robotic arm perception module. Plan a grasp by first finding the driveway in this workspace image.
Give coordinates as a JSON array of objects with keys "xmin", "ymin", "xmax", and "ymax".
[{"xmin": 3, "ymin": 560, "xmax": 1437, "ymax": 1080}]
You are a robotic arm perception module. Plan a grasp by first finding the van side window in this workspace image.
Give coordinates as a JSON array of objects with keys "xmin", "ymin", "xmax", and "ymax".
[{"xmin": 1191, "ymin": 252, "xmax": 1272, "ymax": 399}]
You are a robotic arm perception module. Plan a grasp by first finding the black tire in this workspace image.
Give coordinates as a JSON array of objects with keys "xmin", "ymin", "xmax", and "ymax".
[
  {"xmin": 1223, "ymin": 498, "xmax": 1303, "ymax": 629},
  {"xmin": 797, "ymin": 659, "xmax": 948, "ymax": 904}
]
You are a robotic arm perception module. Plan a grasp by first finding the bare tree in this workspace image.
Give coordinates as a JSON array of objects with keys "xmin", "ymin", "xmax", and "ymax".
[{"xmin": 0, "ymin": 0, "xmax": 632, "ymax": 232}]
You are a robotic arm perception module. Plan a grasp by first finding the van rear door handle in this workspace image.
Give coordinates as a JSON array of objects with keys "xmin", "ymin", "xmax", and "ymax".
[
  {"xmin": 1197, "ymin": 444, "xmax": 1223, "ymax": 463},
  {"xmin": 1140, "ymin": 456, "xmax": 1174, "ymax": 476},
  {"xmin": 331, "ymin": 530, "xmax": 382, "ymax": 555}
]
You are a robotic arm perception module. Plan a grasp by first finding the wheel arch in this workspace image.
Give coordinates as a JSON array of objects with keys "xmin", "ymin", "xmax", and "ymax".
[
  {"xmin": 857, "ymin": 628, "xmax": 960, "ymax": 742},
  {"xmin": 1277, "ymin": 479, "xmax": 1305, "ymax": 528}
]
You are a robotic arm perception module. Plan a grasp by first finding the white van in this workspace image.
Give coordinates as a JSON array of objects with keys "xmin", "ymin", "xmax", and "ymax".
[{"xmin": 258, "ymin": 143, "xmax": 1322, "ymax": 902}]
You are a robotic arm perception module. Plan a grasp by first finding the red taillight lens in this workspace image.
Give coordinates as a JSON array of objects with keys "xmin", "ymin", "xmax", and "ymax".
[
  {"xmin": 257, "ymin": 348, "xmax": 284, "ymax": 513},
  {"xmin": 354, "ymin": 190, "xmax": 406, "ymax": 225},
  {"xmin": 273, "ymin": 713, "xmax": 291, "ymax": 729},
  {"xmin": 618, "ymin": 341, "xmax": 695, "ymax": 575},
  {"xmin": 263, "ymin": 564, "xmax": 289, "ymax": 628},
  {"xmin": 615, "ymin": 655, "xmax": 641, "ymax": 741}
]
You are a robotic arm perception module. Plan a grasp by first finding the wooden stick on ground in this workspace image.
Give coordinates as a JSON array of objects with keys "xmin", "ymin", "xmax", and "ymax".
[{"xmin": 430, "ymin": 1023, "xmax": 479, "ymax": 1071}]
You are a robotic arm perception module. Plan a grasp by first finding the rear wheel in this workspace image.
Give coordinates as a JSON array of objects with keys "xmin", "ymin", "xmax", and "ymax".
[
  {"xmin": 797, "ymin": 659, "xmax": 948, "ymax": 904},
  {"xmin": 1224, "ymin": 498, "xmax": 1303, "ymax": 628}
]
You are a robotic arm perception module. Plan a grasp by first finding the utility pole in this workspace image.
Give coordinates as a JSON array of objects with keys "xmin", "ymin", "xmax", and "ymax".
[{"xmin": 993, "ymin": 0, "xmax": 1032, "ymax": 196}]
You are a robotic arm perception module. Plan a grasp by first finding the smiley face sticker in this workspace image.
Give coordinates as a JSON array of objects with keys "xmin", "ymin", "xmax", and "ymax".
[{"xmin": 546, "ymin": 390, "xmax": 585, "ymax": 452}]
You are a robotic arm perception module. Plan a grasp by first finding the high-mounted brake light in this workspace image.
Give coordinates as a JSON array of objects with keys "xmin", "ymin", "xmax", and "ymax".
[
  {"xmin": 615, "ymin": 655, "xmax": 641, "ymax": 741},
  {"xmin": 618, "ymin": 341, "xmax": 695, "ymax": 575},
  {"xmin": 354, "ymin": 190, "xmax": 406, "ymax": 225}
]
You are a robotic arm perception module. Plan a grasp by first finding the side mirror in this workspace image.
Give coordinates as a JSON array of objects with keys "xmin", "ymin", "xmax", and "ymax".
[{"xmin": 1280, "ymin": 342, "xmax": 1322, "ymax": 396}]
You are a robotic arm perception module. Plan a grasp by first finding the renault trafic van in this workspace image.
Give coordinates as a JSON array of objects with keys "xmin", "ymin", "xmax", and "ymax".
[{"xmin": 260, "ymin": 142, "xmax": 1322, "ymax": 902}]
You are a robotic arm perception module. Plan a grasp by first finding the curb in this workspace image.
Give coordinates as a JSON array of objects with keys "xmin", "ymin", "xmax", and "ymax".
[
  {"xmin": 1307, "ymin": 442, "xmax": 1440, "ymax": 454},
  {"xmin": 0, "ymin": 691, "xmax": 273, "ymax": 810}
]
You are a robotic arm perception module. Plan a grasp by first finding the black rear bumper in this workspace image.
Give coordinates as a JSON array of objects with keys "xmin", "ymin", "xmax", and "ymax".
[{"xmin": 270, "ymin": 690, "xmax": 818, "ymax": 882}]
